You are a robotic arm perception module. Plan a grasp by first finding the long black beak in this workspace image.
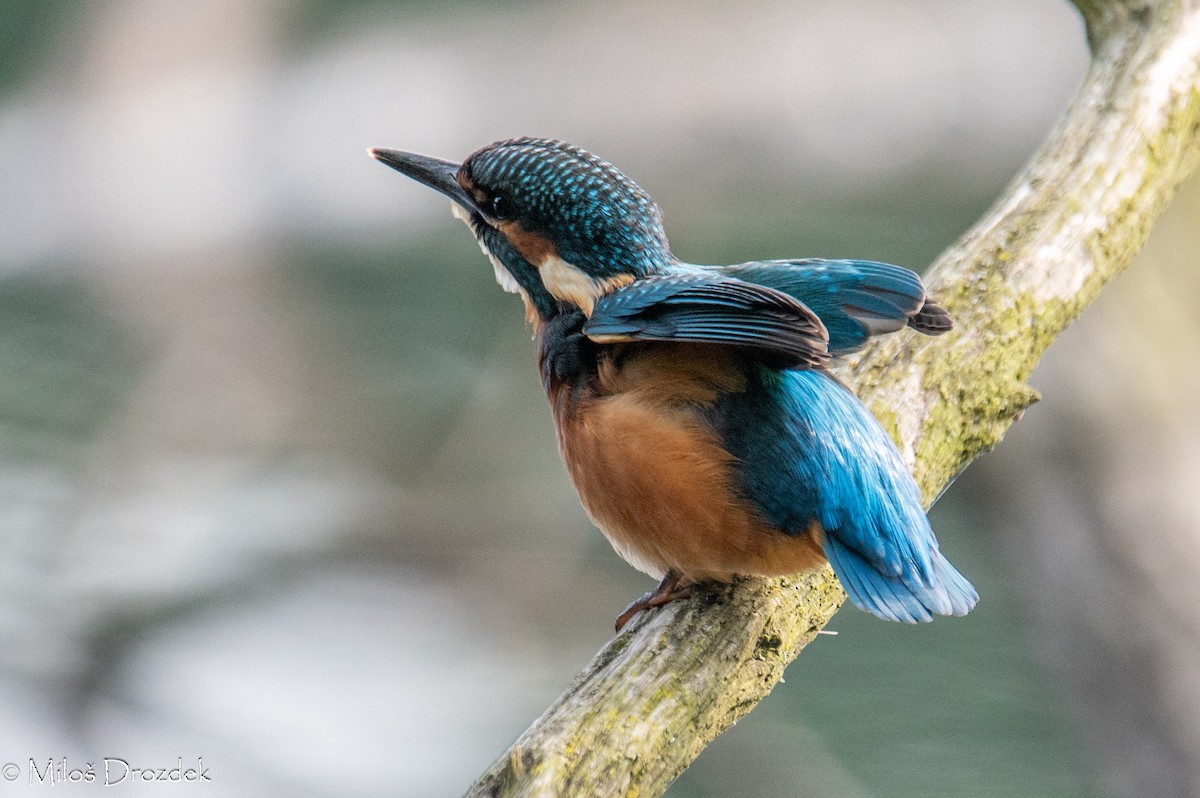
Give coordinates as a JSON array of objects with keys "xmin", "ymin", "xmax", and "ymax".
[{"xmin": 368, "ymin": 148, "xmax": 480, "ymax": 214}]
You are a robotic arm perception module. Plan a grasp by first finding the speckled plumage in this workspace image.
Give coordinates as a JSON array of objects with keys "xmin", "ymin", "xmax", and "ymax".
[
  {"xmin": 371, "ymin": 137, "xmax": 978, "ymax": 625},
  {"xmin": 461, "ymin": 138, "xmax": 672, "ymax": 279}
]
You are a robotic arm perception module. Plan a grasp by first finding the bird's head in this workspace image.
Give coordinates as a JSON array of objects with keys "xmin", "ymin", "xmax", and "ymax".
[{"xmin": 370, "ymin": 137, "xmax": 673, "ymax": 323}]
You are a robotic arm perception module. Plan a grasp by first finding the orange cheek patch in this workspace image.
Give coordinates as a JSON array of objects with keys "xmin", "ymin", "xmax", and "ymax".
[
  {"xmin": 499, "ymin": 221, "xmax": 558, "ymax": 265},
  {"xmin": 499, "ymin": 222, "xmax": 636, "ymax": 316}
]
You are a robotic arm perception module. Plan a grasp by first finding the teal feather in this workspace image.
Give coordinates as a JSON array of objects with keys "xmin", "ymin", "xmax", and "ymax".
[{"xmin": 713, "ymin": 258, "xmax": 943, "ymax": 353}]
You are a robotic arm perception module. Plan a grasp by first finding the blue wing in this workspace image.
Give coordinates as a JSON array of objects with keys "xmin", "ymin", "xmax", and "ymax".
[
  {"xmin": 715, "ymin": 366, "xmax": 977, "ymax": 622},
  {"xmin": 584, "ymin": 274, "xmax": 829, "ymax": 370},
  {"xmin": 713, "ymin": 259, "xmax": 951, "ymax": 354}
]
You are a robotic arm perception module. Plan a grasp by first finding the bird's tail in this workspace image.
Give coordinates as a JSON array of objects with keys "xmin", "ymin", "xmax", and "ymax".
[{"xmin": 822, "ymin": 534, "xmax": 978, "ymax": 623}]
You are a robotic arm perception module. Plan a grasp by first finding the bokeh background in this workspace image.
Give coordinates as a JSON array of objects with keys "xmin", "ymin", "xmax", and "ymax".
[{"xmin": 2, "ymin": 1, "xmax": 1198, "ymax": 796}]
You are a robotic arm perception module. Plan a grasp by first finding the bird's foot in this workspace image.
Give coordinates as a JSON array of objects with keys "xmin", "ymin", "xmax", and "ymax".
[{"xmin": 614, "ymin": 569, "xmax": 693, "ymax": 632}]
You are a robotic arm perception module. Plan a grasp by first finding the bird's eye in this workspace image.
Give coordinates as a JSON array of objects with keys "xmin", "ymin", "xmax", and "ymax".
[{"xmin": 489, "ymin": 193, "xmax": 514, "ymax": 220}]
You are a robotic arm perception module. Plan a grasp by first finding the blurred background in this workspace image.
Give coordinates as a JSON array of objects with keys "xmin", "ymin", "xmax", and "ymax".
[{"xmin": 2, "ymin": 0, "xmax": 1198, "ymax": 795}]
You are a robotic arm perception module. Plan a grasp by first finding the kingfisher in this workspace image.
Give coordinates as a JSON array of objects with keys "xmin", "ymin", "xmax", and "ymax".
[{"xmin": 370, "ymin": 137, "xmax": 977, "ymax": 630}]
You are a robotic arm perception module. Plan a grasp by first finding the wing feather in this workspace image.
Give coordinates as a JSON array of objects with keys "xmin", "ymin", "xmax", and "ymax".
[
  {"xmin": 715, "ymin": 258, "xmax": 952, "ymax": 353},
  {"xmin": 584, "ymin": 274, "xmax": 830, "ymax": 370}
]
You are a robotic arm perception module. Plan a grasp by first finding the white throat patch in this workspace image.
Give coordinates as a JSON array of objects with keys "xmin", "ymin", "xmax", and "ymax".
[{"xmin": 452, "ymin": 203, "xmax": 524, "ymax": 297}]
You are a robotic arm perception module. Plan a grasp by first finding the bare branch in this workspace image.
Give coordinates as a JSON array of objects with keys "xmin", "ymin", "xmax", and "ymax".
[{"xmin": 466, "ymin": 1, "xmax": 1200, "ymax": 795}]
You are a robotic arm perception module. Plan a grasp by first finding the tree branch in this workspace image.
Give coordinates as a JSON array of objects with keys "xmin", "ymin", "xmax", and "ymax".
[{"xmin": 465, "ymin": 1, "xmax": 1200, "ymax": 795}]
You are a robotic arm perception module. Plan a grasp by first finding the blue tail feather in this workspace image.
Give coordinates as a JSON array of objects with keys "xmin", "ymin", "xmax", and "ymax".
[
  {"xmin": 932, "ymin": 551, "xmax": 980, "ymax": 616},
  {"xmin": 822, "ymin": 533, "xmax": 977, "ymax": 623}
]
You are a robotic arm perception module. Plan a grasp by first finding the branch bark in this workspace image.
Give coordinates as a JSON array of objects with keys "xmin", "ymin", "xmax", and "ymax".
[{"xmin": 466, "ymin": 1, "xmax": 1200, "ymax": 795}]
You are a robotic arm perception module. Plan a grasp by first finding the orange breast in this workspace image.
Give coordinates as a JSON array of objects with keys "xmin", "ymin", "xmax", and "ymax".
[{"xmin": 549, "ymin": 343, "xmax": 825, "ymax": 582}]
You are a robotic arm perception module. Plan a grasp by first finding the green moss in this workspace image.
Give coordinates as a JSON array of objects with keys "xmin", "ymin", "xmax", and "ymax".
[
  {"xmin": 873, "ymin": 408, "xmax": 901, "ymax": 448},
  {"xmin": 1089, "ymin": 84, "xmax": 1200, "ymax": 283}
]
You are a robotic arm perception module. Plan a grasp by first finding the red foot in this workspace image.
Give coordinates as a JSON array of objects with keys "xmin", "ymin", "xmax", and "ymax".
[{"xmin": 614, "ymin": 569, "xmax": 694, "ymax": 632}]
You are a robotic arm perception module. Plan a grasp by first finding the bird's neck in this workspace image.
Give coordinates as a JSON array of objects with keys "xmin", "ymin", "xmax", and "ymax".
[{"xmin": 476, "ymin": 224, "xmax": 677, "ymax": 329}]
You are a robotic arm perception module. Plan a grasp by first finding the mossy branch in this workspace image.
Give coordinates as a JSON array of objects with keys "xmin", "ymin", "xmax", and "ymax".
[{"xmin": 465, "ymin": 1, "xmax": 1200, "ymax": 795}]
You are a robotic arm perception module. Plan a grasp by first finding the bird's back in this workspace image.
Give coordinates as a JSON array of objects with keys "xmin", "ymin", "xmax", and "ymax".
[{"xmin": 714, "ymin": 364, "xmax": 977, "ymax": 622}]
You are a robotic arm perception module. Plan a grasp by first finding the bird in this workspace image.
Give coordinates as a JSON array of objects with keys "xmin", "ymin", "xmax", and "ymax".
[{"xmin": 369, "ymin": 136, "xmax": 977, "ymax": 630}]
